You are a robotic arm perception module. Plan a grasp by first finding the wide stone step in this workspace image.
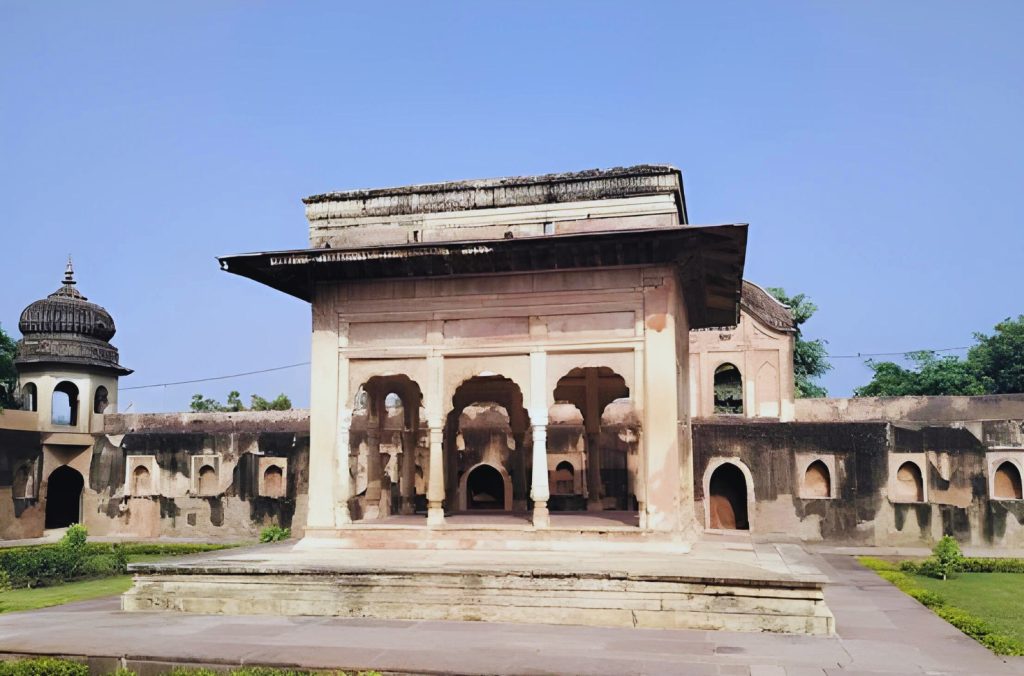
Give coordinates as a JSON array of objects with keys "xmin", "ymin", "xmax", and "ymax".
[{"xmin": 122, "ymin": 568, "xmax": 834, "ymax": 636}]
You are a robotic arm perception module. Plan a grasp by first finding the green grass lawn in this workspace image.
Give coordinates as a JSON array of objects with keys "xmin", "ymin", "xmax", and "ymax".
[
  {"xmin": 910, "ymin": 572, "xmax": 1024, "ymax": 643},
  {"xmin": 0, "ymin": 543, "xmax": 238, "ymax": 614},
  {"xmin": 0, "ymin": 575, "xmax": 132, "ymax": 613}
]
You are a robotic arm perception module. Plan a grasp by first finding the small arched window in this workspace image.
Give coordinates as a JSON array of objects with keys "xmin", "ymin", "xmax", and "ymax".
[
  {"xmin": 132, "ymin": 465, "xmax": 152, "ymax": 495},
  {"xmin": 198, "ymin": 465, "xmax": 217, "ymax": 495},
  {"xmin": 22, "ymin": 383, "xmax": 37, "ymax": 412},
  {"xmin": 93, "ymin": 386, "xmax": 109, "ymax": 414},
  {"xmin": 803, "ymin": 460, "xmax": 832, "ymax": 499},
  {"xmin": 553, "ymin": 461, "xmax": 575, "ymax": 495},
  {"xmin": 52, "ymin": 381, "xmax": 79, "ymax": 426},
  {"xmin": 993, "ymin": 462, "xmax": 1023, "ymax": 500},
  {"xmin": 13, "ymin": 465, "xmax": 33, "ymax": 499},
  {"xmin": 713, "ymin": 364, "xmax": 743, "ymax": 415},
  {"xmin": 894, "ymin": 462, "xmax": 924, "ymax": 502},
  {"xmin": 263, "ymin": 465, "xmax": 285, "ymax": 498}
]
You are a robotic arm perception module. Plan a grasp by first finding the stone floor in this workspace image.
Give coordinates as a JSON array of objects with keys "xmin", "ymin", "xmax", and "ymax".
[{"xmin": 0, "ymin": 543, "xmax": 1021, "ymax": 674}]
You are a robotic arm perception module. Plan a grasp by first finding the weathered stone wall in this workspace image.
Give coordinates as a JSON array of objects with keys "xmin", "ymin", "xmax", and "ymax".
[
  {"xmin": 693, "ymin": 419, "xmax": 1024, "ymax": 547},
  {"xmin": 0, "ymin": 427, "xmax": 45, "ymax": 539},
  {"xmin": 795, "ymin": 394, "xmax": 1024, "ymax": 422}
]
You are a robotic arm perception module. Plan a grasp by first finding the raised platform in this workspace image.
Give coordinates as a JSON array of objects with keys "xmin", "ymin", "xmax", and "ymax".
[{"xmin": 122, "ymin": 535, "xmax": 835, "ymax": 636}]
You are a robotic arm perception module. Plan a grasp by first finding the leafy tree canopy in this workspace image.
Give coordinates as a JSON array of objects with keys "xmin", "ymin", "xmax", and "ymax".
[
  {"xmin": 855, "ymin": 315, "xmax": 1024, "ymax": 397},
  {"xmin": 190, "ymin": 390, "xmax": 292, "ymax": 412},
  {"xmin": 0, "ymin": 323, "xmax": 19, "ymax": 409},
  {"xmin": 766, "ymin": 288, "xmax": 832, "ymax": 398}
]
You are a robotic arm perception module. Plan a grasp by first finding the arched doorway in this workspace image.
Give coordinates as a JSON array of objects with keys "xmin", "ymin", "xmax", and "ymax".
[
  {"xmin": 45, "ymin": 465, "xmax": 84, "ymax": 529},
  {"xmin": 708, "ymin": 463, "xmax": 749, "ymax": 530},
  {"xmin": 465, "ymin": 464, "xmax": 506, "ymax": 510}
]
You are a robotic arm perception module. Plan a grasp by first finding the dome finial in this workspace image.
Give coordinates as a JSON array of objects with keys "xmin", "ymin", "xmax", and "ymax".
[{"xmin": 64, "ymin": 255, "xmax": 75, "ymax": 286}]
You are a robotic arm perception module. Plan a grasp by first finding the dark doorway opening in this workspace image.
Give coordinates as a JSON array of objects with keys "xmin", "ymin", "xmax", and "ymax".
[
  {"xmin": 45, "ymin": 465, "xmax": 84, "ymax": 529},
  {"xmin": 466, "ymin": 464, "xmax": 505, "ymax": 510},
  {"xmin": 708, "ymin": 463, "xmax": 749, "ymax": 530}
]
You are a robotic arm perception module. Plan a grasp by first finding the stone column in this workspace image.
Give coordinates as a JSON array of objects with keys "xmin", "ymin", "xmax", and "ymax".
[
  {"xmin": 512, "ymin": 431, "xmax": 528, "ymax": 511},
  {"xmin": 426, "ymin": 422, "xmax": 445, "ymax": 526},
  {"xmin": 364, "ymin": 424, "xmax": 382, "ymax": 520},
  {"xmin": 335, "ymin": 407, "xmax": 353, "ymax": 525},
  {"xmin": 530, "ymin": 422, "xmax": 550, "ymax": 528},
  {"xmin": 586, "ymin": 431, "xmax": 603, "ymax": 511},
  {"xmin": 400, "ymin": 429, "xmax": 416, "ymax": 515},
  {"xmin": 306, "ymin": 291, "xmax": 340, "ymax": 532}
]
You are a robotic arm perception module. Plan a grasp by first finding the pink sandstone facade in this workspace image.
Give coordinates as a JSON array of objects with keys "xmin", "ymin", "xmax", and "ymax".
[{"xmin": 1, "ymin": 165, "xmax": 1023, "ymax": 549}]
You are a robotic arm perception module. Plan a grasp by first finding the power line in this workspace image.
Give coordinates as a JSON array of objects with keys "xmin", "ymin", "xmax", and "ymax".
[
  {"xmin": 826, "ymin": 347, "xmax": 970, "ymax": 360},
  {"xmin": 118, "ymin": 344, "xmax": 974, "ymax": 391},
  {"xmin": 120, "ymin": 362, "xmax": 310, "ymax": 390}
]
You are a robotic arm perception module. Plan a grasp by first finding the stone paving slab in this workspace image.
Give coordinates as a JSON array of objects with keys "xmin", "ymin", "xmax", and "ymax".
[{"xmin": 0, "ymin": 551, "xmax": 1020, "ymax": 674}]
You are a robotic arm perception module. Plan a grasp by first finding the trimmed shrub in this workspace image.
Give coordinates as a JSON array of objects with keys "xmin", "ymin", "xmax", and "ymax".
[
  {"xmin": 0, "ymin": 657, "xmax": 89, "ymax": 675},
  {"xmin": 259, "ymin": 526, "xmax": 291, "ymax": 543}
]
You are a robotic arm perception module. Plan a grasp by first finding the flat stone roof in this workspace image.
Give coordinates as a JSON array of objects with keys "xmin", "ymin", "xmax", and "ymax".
[{"xmin": 303, "ymin": 164, "xmax": 688, "ymax": 223}]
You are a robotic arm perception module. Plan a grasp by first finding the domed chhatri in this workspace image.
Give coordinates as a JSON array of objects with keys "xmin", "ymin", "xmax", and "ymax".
[{"xmin": 15, "ymin": 258, "xmax": 131, "ymax": 375}]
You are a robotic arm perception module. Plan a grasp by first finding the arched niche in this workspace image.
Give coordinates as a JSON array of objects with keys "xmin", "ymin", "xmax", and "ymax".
[
  {"xmin": 803, "ymin": 460, "xmax": 832, "ymax": 499},
  {"xmin": 197, "ymin": 465, "xmax": 218, "ymax": 495},
  {"xmin": 993, "ymin": 461, "xmax": 1023, "ymax": 500},
  {"xmin": 713, "ymin": 363, "xmax": 743, "ymax": 415},
  {"xmin": 132, "ymin": 465, "xmax": 152, "ymax": 495},
  {"xmin": 755, "ymin": 362, "xmax": 779, "ymax": 418},
  {"xmin": 262, "ymin": 464, "xmax": 285, "ymax": 498},
  {"xmin": 893, "ymin": 461, "xmax": 924, "ymax": 503}
]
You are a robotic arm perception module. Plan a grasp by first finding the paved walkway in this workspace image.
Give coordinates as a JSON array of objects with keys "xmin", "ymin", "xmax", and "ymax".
[{"xmin": 0, "ymin": 551, "xmax": 1020, "ymax": 674}]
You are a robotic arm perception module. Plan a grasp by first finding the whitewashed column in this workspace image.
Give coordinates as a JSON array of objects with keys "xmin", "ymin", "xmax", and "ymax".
[
  {"xmin": 529, "ymin": 350, "xmax": 550, "ymax": 528},
  {"xmin": 426, "ymin": 422, "xmax": 445, "ymax": 526}
]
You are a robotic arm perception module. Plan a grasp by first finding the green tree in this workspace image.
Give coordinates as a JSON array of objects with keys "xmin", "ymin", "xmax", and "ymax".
[
  {"xmin": 766, "ymin": 288, "xmax": 832, "ymax": 398},
  {"xmin": 854, "ymin": 351, "xmax": 987, "ymax": 397},
  {"xmin": 250, "ymin": 393, "xmax": 292, "ymax": 411},
  {"xmin": 0, "ymin": 323, "xmax": 19, "ymax": 409},
  {"xmin": 967, "ymin": 315, "xmax": 1024, "ymax": 394},
  {"xmin": 190, "ymin": 390, "xmax": 291, "ymax": 412}
]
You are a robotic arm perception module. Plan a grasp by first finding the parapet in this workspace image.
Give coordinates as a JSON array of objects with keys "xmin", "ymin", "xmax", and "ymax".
[{"xmin": 302, "ymin": 165, "xmax": 687, "ymax": 248}]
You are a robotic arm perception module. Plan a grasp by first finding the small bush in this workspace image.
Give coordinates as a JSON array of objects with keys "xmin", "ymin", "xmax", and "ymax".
[
  {"xmin": 259, "ymin": 526, "xmax": 291, "ymax": 543},
  {"xmin": 932, "ymin": 535, "xmax": 963, "ymax": 580},
  {"xmin": 0, "ymin": 657, "xmax": 89, "ymax": 675}
]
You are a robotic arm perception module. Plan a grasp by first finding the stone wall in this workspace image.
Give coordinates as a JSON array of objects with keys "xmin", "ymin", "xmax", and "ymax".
[
  {"xmin": 693, "ymin": 418, "xmax": 1024, "ymax": 547},
  {"xmin": 795, "ymin": 394, "xmax": 1024, "ymax": 422}
]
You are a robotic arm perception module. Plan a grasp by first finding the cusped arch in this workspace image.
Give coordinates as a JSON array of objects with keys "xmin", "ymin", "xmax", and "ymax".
[
  {"xmin": 458, "ymin": 462, "xmax": 512, "ymax": 511},
  {"xmin": 263, "ymin": 464, "xmax": 285, "ymax": 498},
  {"xmin": 198, "ymin": 464, "xmax": 217, "ymax": 495},
  {"xmin": 755, "ymin": 361, "xmax": 779, "ymax": 418},
  {"xmin": 702, "ymin": 458, "xmax": 755, "ymax": 531},
  {"xmin": 132, "ymin": 465, "xmax": 152, "ymax": 495}
]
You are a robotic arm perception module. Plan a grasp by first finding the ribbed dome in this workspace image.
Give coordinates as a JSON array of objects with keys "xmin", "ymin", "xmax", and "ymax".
[{"xmin": 15, "ymin": 259, "xmax": 131, "ymax": 375}]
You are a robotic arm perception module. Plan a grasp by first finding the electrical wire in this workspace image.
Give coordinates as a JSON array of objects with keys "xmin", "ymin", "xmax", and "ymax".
[{"xmin": 118, "ymin": 345, "xmax": 973, "ymax": 390}]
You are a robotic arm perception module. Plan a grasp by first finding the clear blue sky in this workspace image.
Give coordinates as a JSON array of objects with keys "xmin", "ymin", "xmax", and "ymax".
[{"xmin": 2, "ymin": 1, "xmax": 1021, "ymax": 412}]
